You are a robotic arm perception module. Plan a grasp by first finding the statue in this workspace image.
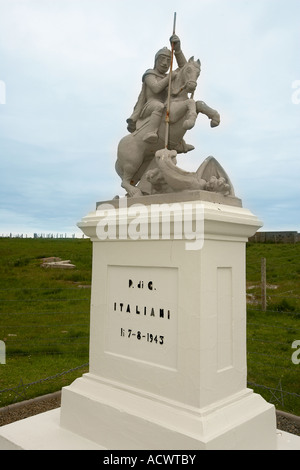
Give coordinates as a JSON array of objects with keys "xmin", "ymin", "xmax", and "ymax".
[
  {"xmin": 126, "ymin": 35, "xmax": 201, "ymax": 147},
  {"xmin": 115, "ymin": 23, "xmax": 234, "ymax": 198}
]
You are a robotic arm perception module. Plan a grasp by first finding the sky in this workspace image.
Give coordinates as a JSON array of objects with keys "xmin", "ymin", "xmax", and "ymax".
[{"xmin": 0, "ymin": 0, "xmax": 299, "ymax": 236}]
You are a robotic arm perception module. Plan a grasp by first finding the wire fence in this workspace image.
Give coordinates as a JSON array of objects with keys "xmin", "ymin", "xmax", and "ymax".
[
  {"xmin": 0, "ymin": 363, "xmax": 88, "ymax": 404},
  {"xmin": 247, "ymin": 257, "xmax": 300, "ymax": 313},
  {"xmin": 0, "ymin": 258, "xmax": 299, "ymax": 415}
]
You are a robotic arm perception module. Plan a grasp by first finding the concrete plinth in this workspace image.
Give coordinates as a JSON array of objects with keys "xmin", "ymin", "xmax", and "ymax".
[
  {"xmin": 1, "ymin": 195, "xmax": 299, "ymax": 450},
  {"xmin": 0, "ymin": 406, "xmax": 299, "ymax": 450}
]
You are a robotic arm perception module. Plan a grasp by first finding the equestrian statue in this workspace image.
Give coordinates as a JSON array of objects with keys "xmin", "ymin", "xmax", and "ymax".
[{"xmin": 115, "ymin": 30, "xmax": 235, "ymax": 198}]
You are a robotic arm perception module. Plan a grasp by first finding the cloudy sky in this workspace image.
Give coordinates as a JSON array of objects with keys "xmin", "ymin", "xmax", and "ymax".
[{"xmin": 0, "ymin": 0, "xmax": 299, "ymax": 236}]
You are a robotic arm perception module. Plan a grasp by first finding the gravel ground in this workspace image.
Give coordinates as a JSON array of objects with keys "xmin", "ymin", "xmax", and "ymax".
[
  {"xmin": 276, "ymin": 411, "xmax": 300, "ymax": 437},
  {"xmin": 0, "ymin": 391, "xmax": 299, "ymax": 437},
  {"xmin": 0, "ymin": 391, "xmax": 62, "ymax": 427}
]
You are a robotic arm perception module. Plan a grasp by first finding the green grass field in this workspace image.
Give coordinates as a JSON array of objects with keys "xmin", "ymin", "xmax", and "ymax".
[
  {"xmin": 0, "ymin": 238, "xmax": 299, "ymax": 415},
  {"xmin": 0, "ymin": 237, "xmax": 92, "ymax": 405},
  {"xmin": 246, "ymin": 242, "xmax": 300, "ymax": 414}
]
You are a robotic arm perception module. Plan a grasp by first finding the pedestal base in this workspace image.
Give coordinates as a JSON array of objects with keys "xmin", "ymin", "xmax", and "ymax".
[
  {"xmin": 60, "ymin": 372, "xmax": 277, "ymax": 450},
  {"xmin": 0, "ymin": 408, "xmax": 104, "ymax": 450},
  {"xmin": 0, "ymin": 403, "xmax": 299, "ymax": 450}
]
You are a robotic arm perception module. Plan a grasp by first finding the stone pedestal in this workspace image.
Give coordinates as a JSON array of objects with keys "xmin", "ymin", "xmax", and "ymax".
[{"xmin": 58, "ymin": 194, "xmax": 277, "ymax": 449}]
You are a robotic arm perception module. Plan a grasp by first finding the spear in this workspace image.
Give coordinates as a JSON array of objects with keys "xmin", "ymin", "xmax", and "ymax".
[{"xmin": 165, "ymin": 12, "xmax": 177, "ymax": 149}]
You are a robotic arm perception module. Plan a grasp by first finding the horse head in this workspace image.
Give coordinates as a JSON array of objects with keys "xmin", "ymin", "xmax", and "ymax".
[{"xmin": 172, "ymin": 56, "xmax": 201, "ymax": 97}]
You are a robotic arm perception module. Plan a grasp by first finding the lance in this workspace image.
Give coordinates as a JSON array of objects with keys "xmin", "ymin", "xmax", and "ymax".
[{"xmin": 165, "ymin": 12, "xmax": 177, "ymax": 149}]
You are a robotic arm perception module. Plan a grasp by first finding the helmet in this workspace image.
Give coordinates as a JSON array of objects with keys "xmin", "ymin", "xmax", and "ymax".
[{"xmin": 154, "ymin": 47, "xmax": 172, "ymax": 63}]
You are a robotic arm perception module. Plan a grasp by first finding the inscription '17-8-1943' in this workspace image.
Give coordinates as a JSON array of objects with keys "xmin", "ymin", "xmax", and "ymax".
[{"xmin": 106, "ymin": 266, "xmax": 178, "ymax": 369}]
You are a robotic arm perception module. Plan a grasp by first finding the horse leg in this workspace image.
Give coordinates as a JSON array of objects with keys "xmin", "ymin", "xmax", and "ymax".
[
  {"xmin": 116, "ymin": 137, "xmax": 144, "ymax": 197},
  {"xmin": 118, "ymin": 156, "xmax": 145, "ymax": 197},
  {"xmin": 182, "ymin": 99, "xmax": 197, "ymax": 130},
  {"xmin": 196, "ymin": 101, "xmax": 220, "ymax": 127},
  {"xmin": 168, "ymin": 101, "xmax": 195, "ymax": 153},
  {"xmin": 121, "ymin": 173, "xmax": 143, "ymax": 197},
  {"xmin": 169, "ymin": 100, "xmax": 197, "ymax": 131}
]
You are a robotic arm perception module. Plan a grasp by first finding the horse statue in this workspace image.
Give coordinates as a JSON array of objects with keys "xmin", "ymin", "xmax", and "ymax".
[{"xmin": 115, "ymin": 57, "xmax": 221, "ymax": 197}]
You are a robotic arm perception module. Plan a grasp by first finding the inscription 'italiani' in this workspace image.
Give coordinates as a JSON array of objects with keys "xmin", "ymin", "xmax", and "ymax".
[{"xmin": 113, "ymin": 302, "xmax": 171, "ymax": 320}]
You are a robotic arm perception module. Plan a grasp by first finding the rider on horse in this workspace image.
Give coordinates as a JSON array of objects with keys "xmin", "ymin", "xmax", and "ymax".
[{"xmin": 126, "ymin": 34, "xmax": 188, "ymax": 144}]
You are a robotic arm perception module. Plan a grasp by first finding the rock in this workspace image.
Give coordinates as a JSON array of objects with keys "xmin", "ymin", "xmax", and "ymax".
[{"xmin": 40, "ymin": 257, "xmax": 76, "ymax": 269}]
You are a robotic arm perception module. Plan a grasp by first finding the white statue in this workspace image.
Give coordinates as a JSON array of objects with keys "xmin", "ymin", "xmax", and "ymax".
[{"xmin": 115, "ymin": 32, "xmax": 234, "ymax": 198}]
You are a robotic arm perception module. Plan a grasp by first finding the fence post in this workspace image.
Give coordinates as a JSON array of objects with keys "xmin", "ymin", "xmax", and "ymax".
[{"xmin": 261, "ymin": 257, "xmax": 267, "ymax": 311}]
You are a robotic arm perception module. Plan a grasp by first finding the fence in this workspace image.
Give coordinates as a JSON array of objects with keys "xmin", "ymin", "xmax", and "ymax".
[
  {"xmin": 246, "ymin": 255, "xmax": 300, "ymax": 313},
  {"xmin": 250, "ymin": 257, "xmax": 300, "ymax": 312},
  {"xmin": 0, "ymin": 234, "xmax": 84, "ymax": 239},
  {"xmin": 0, "ymin": 255, "xmax": 299, "ymax": 416},
  {"xmin": 249, "ymin": 231, "xmax": 300, "ymax": 244}
]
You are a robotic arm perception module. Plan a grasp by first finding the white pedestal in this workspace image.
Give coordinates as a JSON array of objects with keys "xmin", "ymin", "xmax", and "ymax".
[
  {"xmin": 2, "ymin": 194, "xmax": 296, "ymax": 450},
  {"xmin": 58, "ymin": 196, "xmax": 277, "ymax": 449}
]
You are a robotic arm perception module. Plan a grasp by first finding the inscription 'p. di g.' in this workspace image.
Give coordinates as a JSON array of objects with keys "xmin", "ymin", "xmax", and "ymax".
[{"xmin": 129, "ymin": 279, "xmax": 155, "ymax": 290}]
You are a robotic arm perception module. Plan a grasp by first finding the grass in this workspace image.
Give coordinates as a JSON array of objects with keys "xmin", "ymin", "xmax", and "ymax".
[
  {"xmin": 246, "ymin": 242, "xmax": 300, "ymax": 414},
  {"xmin": 0, "ymin": 238, "xmax": 299, "ymax": 416},
  {"xmin": 246, "ymin": 242, "xmax": 300, "ymax": 313},
  {"xmin": 247, "ymin": 308, "xmax": 300, "ymax": 414},
  {"xmin": 0, "ymin": 237, "xmax": 92, "ymax": 406}
]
